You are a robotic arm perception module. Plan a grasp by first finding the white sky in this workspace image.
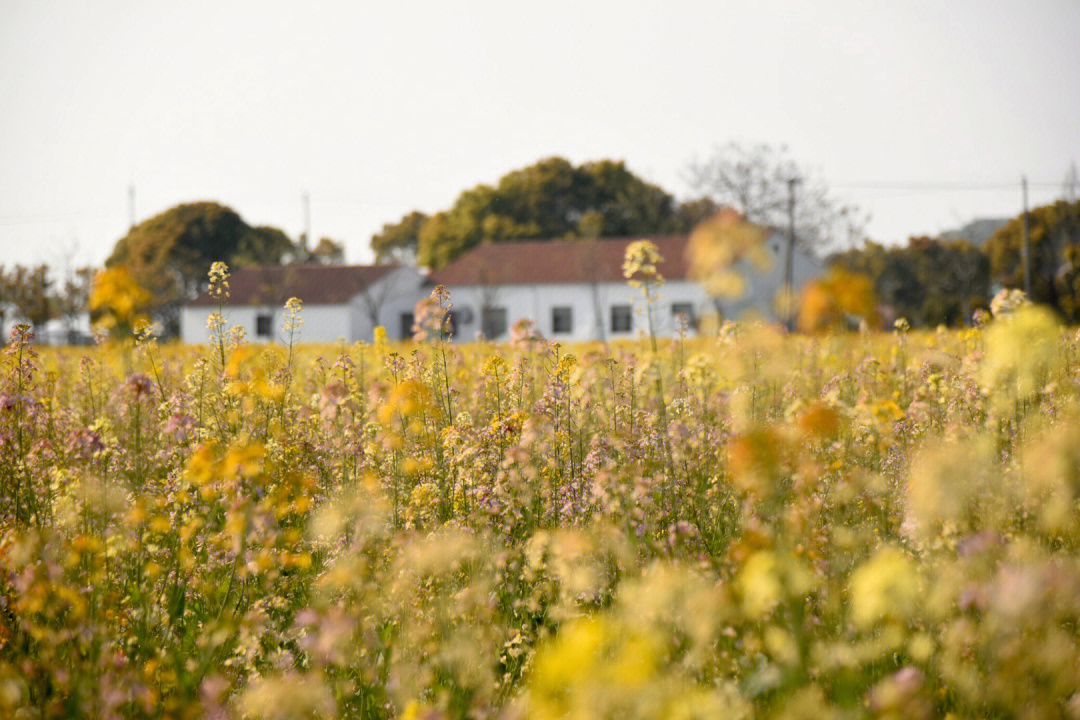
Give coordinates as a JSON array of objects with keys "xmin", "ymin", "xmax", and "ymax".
[{"xmin": 2, "ymin": 0, "xmax": 1078, "ymax": 271}]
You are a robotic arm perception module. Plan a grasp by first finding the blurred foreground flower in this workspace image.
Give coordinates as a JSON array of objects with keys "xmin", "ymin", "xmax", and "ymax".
[
  {"xmin": 849, "ymin": 546, "xmax": 921, "ymax": 630},
  {"xmin": 989, "ymin": 287, "xmax": 1030, "ymax": 317},
  {"xmin": 980, "ymin": 304, "xmax": 1061, "ymax": 407},
  {"xmin": 687, "ymin": 208, "xmax": 770, "ymax": 301},
  {"xmin": 88, "ymin": 266, "xmax": 151, "ymax": 335},
  {"xmin": 797, "ymin": 266, "xmax": 877, "ymax": 333},
  {"xmin": 523, "ymin": 616, "xmax": 748, "ymax": 720}
]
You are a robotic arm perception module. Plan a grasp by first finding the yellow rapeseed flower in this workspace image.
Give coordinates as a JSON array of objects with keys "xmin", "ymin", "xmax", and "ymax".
[
  {"xmin": 849, "ymin": 546, "xmax": 920, "ymax": 630},
  {"xmin": 623, "ymin": 239, "xmax": 665, "ymax": 288},
  {"xmin": 481, "ymin": 354, "xmax": 508, "ymax": 378},
  {"xmin": 737, "ymin": 551, "xmax": 783, "ymax": 618},
  {"xmin": 980, "ymin": 304, "xmax": 1061, "ymax": 407}
]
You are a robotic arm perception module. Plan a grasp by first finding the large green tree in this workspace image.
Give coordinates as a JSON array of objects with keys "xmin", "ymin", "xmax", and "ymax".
[
  {"xmin": 309, "ymin": 237, "xmax": 346, "ymax": 265},
  {"xmin": 107, "ymin": 202, "xmax": 298, "ymax": 334},
  {"xmin": 372, "ymin": 211, "xmax": 427, "ymax": 263},
  {"xmin": 55, "ymin": 266, "xmax": 95, "ymax": 340},
  {"xmin": 0, "ymin": 264, "xmax": 54, "ymax": 332},
  {"xmin": 984, "ymin": 199, "xmax": 1080, "ymax": 322},
  {"xmin": 372, "ymin": 157, "xmax": 685, "ymax": 269}
]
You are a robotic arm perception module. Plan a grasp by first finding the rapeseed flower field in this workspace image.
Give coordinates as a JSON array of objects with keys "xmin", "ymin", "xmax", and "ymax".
[{"xmin": 3, "ymin": 263, "xmax": 1080, "ymax": 719}]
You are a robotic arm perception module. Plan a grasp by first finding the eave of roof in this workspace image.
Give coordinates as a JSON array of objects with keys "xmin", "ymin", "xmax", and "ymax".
[
  {"xmin": 186, "ymin": 264, "xmax": 400, "ymax": 307},
  {"xmin": 427, "ymin": 235, "xmax": 694, "ymax": 287}
]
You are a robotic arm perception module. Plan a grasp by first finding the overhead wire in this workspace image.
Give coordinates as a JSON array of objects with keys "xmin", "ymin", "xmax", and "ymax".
[{"xmin": 0, "ymin": 180, "xmax": 1068, "ymax": 227}]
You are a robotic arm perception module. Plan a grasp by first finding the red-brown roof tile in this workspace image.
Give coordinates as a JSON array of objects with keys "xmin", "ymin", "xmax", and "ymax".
[
  {"xmin": 187, "ymin": 264, "xmax": 399, "ymax": 307},
  {"xmin": 428, "ymin": 235, "xmax": 693, "ymax": 287}
]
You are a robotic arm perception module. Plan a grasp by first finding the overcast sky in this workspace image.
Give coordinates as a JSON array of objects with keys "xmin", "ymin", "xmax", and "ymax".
[{"xmin": 2, "ymin": 0, "xmax": 1078, "ymax": 271}]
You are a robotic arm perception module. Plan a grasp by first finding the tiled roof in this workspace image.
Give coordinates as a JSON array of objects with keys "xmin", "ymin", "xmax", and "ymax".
[
  {"xmin": 187, "ymin": 264, "xmax": 398, "ymax": 307},
  {"xmin": 428, "ymin": 235, "xmax": 694, "ymax": 287}
]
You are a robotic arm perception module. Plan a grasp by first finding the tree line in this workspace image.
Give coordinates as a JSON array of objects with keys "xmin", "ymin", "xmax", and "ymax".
[
  {"xmin": 1, "ymin": 202, "xmax": 348, "ymax": 339},
  {"xmin": 0, "ymin": 264, "xmax": 94, "ymax": 340},
  {"xmin": 373, "ymin": 150, "xmax": 1080, "ymax": 328},
  {"xmin": 370, "ymin": 157, "xmax": 722, "ymax": 267},
  {"xmin": 4, "ymin": 149, "xmax": 1079, "ymax": 340},
  {"xmin": 370, "ymin": 148, "xmax": 864, "ymax": 268},
  {"xmin": 830, "ymin": 199, "xmax": 1080, "ymax": 327}
]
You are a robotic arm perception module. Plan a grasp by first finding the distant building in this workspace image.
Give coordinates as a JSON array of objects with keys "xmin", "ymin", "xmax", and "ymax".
[
  {"xmin": 0, "ymin": 306, "xmax": 93, "ymax": 346},
  {"xmin": 0, "ymin": 303, "xmax": 11, "ymax": 339},
  {"xmin": 178, "ymin": 233, "xmax": 822, "ymax": 345},
  {"xmin": 38, "ymin": 316, "xmax": 94, "ymax": 345},
  {"xmin": 939, "ymin": 217, "xmax": 1009, "ymax": 247},
  {"xmin": 180, "ymin": 264, "xmax": 424, "ymax": 344},
  {"xmin": 427, "ymin": 234, "xmax": 822, "ymax": 342}
]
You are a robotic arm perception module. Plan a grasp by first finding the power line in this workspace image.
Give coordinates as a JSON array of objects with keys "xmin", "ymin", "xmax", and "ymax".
[
  {"xmin": 831, "ymin": 180, "xmax": 1059, "ymax": 191},
  {"xmin": 830, "ymin": 186, "xmax": 1063, "ymax": 202}
]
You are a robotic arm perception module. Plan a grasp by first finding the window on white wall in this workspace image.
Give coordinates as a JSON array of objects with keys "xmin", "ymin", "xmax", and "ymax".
[
  {"xmin": 481, "ymin": 306, "xmax": 508, "ymax": 339},
  {"xmin": 552, "ymin": 306, "xmax": 573, "ymax": 334},
  {"xmin": 447, "ymin": 310, "xmax": 464, "ymax": 339},
  {"xmin": 400, "ymin": 312, "xmax": 414, "ymax": 340},
  {"xmin": 256, "ymin": 314, "xmax": 273, "ymax": 338},
  {"xmin": 671, "ymin": 302, "xmax": 697, "ymax": 330},
  {"xmin": 610, "ymin": 305, "xmax": 632, "ymax": 333}
]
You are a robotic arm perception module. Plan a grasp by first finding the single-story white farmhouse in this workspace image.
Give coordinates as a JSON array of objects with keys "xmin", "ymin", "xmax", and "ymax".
[
  {"xmin": 180, "ymin": 264, "xmax": 424, "ymax": 344},
  {"xmin": 427, "ymin": 234, "xmax": 823, "ymax": 342},
  {"xmin": 178, "ymin": 231, "xmax": 823, "ymax": 345}
]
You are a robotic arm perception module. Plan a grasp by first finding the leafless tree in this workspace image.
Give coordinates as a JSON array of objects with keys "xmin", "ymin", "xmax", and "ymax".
[
  {"xmin": 583, "ymin": 238, "xmax": 606, "ymax": 342},
  {"xmin": 686, "ymin": 142, "xmax": 866, "ymax": 327},
  {"xmin": 475, "ymin": 261, "xmax": 505, "ymax": 340},
  {"xmin": 1063, "ymin": 161, "xmax": 1078, "ymax": 203},
  {"xmin": 685, "ymin": 142, "xmax": 866, "ymax": 252},
  {"xmin": 356, "ymin": 271, "xmax": 399, "ymax": 332}
]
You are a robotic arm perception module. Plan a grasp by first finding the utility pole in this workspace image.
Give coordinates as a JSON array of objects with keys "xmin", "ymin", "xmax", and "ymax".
[
  {"xmin": 301, "ymin": 191, "xmax": 311, "ymax": 259},
  {"xmin": 1022, "ymin": 175, "xmax": 1031, "ymax": 297},
  {"xmin": 128, "ymin": 185, "xmax": 136, "ymax": 229},
  {"xmin": 785, "ymin": 176, "xmax": 799, "ymax": 331}
]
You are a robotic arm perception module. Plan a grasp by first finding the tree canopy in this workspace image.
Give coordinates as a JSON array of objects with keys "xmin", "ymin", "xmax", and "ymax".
[
  {"xmin": 308, "ymin": 238, "xmax": 346, "ymax": 265},
  {"xmin": 831, "ymin": 237, "xmax": 990, "ymax": 327},
  {"xmin": 984, "ymin": 199, "xmax": 1080, "ymax": 322},
  {"xmin": 0, "ymin": 264, "xmax": 97, "ymax": 341},
  {"xmin": 0, "ymin": 264, "xmax": 53, "ymax": 330},
  {"xmin": 372, "ymin": 211, "xmax": 427, "ymax": 263},
  {"xmin": 372, "ymin": 157, "xmax": 689, "ymax": 269},
  {"xmin": 106, "ymin": 202, "xmax": 298, "ymax": 334}
]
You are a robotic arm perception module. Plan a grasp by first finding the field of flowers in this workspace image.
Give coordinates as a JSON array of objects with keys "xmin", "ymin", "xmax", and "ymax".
[{"xmin": 3, "ymin": 276, "xmax": 1080, "ymax": 719}]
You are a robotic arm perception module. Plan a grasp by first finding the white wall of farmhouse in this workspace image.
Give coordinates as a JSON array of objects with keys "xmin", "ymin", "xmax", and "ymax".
[
  {"xmin": 179, "ymin": 267, "xmax": 426, "ymax": 344},
  {"xmin": 177, "ymin": 240, "xmax": 824, "ymax": 344},
  {"xmin": 440, "ymin": 280, "xmax": 710, "ymax": 343},
  {"xmin": 181, "ymin": 304, "xmax": 353, "ymax": 345},
  {"xmin": 439, "ymin": 241, "xmax": 824, "ymax": 342}
]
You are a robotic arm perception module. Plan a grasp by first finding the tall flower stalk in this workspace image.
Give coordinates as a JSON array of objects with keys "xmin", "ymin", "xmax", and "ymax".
[
  {"xmin": 280, "ymin": 296, "xmax": 304, "ymax": 417},
  {"xmin": 206, "ymin": 261, "xmax": 231, "ymax": 375},
  {"xmin": 623, "ymin": 240, "xmax": 677, "ymax": 508}
]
